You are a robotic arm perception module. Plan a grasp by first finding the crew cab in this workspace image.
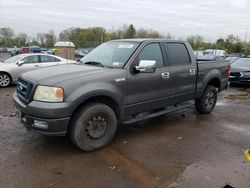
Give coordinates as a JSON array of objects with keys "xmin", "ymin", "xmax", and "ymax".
[{"xmin": 13, "ymin": 39, "xmax": 229, "ymax": 151}]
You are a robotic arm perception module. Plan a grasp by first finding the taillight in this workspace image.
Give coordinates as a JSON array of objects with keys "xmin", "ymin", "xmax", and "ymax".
[{"xmin": 228, "ymin": 64, "xmax": 231, "ymax": 78}]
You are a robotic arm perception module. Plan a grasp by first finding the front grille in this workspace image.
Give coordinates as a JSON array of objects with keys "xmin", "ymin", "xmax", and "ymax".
[
  {"xmin": 230, "ymin": 72, "xmax": 241, "ymax": 77},
  {"xmin": 16, "ymin": 78, "xmax": 34, "ymax": 104}
]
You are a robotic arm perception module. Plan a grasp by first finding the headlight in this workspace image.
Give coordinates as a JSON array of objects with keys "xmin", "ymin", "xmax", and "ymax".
[{"xmin": 33, "ymin": 85, "xmax": 64, "ymax": 102}]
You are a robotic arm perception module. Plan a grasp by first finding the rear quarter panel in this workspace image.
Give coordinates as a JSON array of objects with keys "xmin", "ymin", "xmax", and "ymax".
[{"xmin": 195, "ymin": 60, "xmax": 229, "ymax": 98}]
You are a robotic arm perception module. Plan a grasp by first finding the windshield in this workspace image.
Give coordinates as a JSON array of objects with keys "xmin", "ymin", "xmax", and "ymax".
[
  {"xmin": 3, "ymin": 54, "xmax": 26, "ymax": 64},
  {"xmin": 231, "ymin": 58, "xmax": 250, "ymax": 68},
  {"xmin": 80, "ymin": 41, "xmax": 140, "ymax": 68}
]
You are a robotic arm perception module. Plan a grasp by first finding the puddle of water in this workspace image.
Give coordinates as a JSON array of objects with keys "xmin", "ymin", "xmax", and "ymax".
[
  {"xmin": 222, "ymin": 123, "xmax": 250, "ymax": 136},
  {"xmin": 216, "ymin": 101, "xmax": 228, "ymax": 106},
  {"xmin": 225, "ymin": 93, "xmax": 250, "ymax": 100}
]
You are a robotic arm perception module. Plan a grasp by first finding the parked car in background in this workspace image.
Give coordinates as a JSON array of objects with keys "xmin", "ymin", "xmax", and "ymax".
[
  {"xmin": 30, "ymin": 46, "xmax": 41, "ymax": 53},
  {"xmin": 225, "ymin": 56, "xmax": 240, "ymax": 64},
  {"xmin": 0, "ymin": 53, "xmax": 76, "ymax": 87},
  {"xmin": 203, "ymin": 49, "xmax": 228, "ymax": 58},
  {"xmin": 0, "ymin": 47, "xmax": 8, "ymax": 53},
  {"xmin": 229, "ymin": 58, "xmax": 250, "ymax": 85},
  {"xmin": 198, "ymin": 54, "xmax": 223, "ymax": 61},
  {"xmin": 41, "ymin": 48, "xmax": 48, "ymax": 53},
  {"xmin": 75, "ymin": 50, "xmax": 86, "ymax": 58},
  {"xmin": 193, "ymin": 50, "xmax": 204, "ymax": 59},
  {"xmin": 228, "ymin": 53, "xmax": 246, "ymax": 58},
  {"xmin": 46, "ymin": 48, "xmax": 55, "ymax": 55},
  {"xmin": 18, "ymin": 47, "xmax": 32, "ymax": 54}
]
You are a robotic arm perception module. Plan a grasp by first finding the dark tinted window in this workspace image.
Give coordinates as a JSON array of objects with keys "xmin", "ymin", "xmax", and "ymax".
[
  {"xmin": 40, "ymin": 55, "xmax": 60, "ymax": 63},
  {"xmin": 138, "ymin": 43, "xmax": 164, "ymax": 67},
  {"xmin": 165, "ymin": 43, "xmax": 190, "ymax": 65},
  {"xmin": 22, "ymin": 55, "xmax": 39, "ymax": 64}
]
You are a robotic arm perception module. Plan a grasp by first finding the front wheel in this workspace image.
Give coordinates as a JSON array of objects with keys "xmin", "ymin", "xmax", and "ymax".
[
  {"xmin": 0, "ymin": 73, "xmax": 11, "ymax": 87},
  {"xmin": 70, "ymin": 103, "xmax": 117, "ymax": 151},
  {"xmin": 195, "ymin": 85, "xmax": 217, "ymax": 114}
]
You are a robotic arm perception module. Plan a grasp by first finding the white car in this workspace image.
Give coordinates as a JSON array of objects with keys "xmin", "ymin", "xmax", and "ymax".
[{"xmin": 0, "ymin": 53, "xmax": 75, "ymax": 87}]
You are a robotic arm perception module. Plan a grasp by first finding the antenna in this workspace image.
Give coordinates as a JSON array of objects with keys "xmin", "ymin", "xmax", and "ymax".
[{"xmin": 244, "ymin": 28, "xmax": 248, "ymax": 55}]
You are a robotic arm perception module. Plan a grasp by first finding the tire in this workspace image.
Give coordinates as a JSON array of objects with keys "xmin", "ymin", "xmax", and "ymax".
[
  {"xmin": 0, "ymin": 73, "xmax": 11, "ymax": 87},
  {"xmin": 229, "ymin": 82, "xmax": 237, "ymax": 87},
  {"xmin": 195, "ymin": 85, "xmax": 217, "ymax": 114},
  {"xmin": 70, "ymin": 103, "xmax": 117, "ymax": 151}
]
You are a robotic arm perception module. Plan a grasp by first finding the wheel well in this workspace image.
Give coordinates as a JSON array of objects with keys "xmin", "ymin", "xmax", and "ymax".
[
  {"xmin": 207, "ymin": 78, "xmax": 221, "ymax": 91},
  {"xmin": 71, "ymin": 95, "xmax": 120, "ymax": 120},
  {"xmin": 0, "ymin": 71, "xmax": 12, "ymax": 82}
]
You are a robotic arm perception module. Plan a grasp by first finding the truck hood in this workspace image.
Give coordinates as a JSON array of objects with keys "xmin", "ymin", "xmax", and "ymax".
[{"xmin": 21, "ymin": 64, "xmax": 110, "ymax": 85}]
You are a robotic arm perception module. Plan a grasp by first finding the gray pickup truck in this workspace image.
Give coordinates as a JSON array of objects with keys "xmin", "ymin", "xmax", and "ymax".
[{"xmin": 13, "ymin": 39, "xmax": 229, "ymax": 151}]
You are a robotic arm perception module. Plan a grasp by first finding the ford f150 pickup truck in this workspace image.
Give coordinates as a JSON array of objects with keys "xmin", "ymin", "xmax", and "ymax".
[{"xmin": 13, "ymin": 39, "xmax": 229, "ymax": 151}]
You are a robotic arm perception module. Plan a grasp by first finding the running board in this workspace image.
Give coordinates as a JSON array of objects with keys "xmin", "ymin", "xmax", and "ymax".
[{"xmin": 122, "ymin": 101, "xmax": 193, "ymax": 124}]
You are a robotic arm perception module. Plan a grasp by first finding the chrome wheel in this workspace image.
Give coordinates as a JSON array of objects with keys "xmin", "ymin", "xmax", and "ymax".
[
  {"xmin": 205, "ymin": 91, "xmax": 215, "ymax": 109},
  {"xmin": 0, "ymin": 73, "xmax": 11, "ymax": 87}
]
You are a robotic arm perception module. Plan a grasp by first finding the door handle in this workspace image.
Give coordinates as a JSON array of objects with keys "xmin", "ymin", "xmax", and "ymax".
[
  {"xmin": 161, "ymin": 72, "xmax": 170, "ymax": 79},
  {"xmin": 189, "ymin": 69, "xmax": 196, "ymax": 76},
  {"xmin": 34, "ymin": 65, "xmax": 41, "ymax": 68}
]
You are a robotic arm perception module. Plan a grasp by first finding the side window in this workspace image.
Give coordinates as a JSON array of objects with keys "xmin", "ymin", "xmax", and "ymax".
[
  {"xmin": 40, "ymin": 55, "xmax": 59, "ymax": 63},
  {"xmin": 138, "ymin": 43, "xmax": 164, "ymax": 68},
  {"xmin": 165, "ymin": 43, "xmax": 191, "ymax": 65},
  {"xmin": 22, "ymin": 55, "xmax": 39, "ymax": 64}
]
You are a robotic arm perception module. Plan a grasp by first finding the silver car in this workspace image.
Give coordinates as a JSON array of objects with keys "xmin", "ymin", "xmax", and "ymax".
[{"xmin": 0, "ymin": 53, "xmax": 75, "ymax": 87}]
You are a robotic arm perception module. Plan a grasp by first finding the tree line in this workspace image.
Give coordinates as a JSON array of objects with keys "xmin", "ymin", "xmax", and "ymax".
[{"xmin": 0, "ymin": 24, "xmax": 249, "ymax": 55}]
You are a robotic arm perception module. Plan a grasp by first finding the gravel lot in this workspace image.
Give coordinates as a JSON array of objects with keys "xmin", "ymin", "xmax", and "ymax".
[{"xmin": 0, "ymin": 52, "xmax": 250, "ymax": 187}]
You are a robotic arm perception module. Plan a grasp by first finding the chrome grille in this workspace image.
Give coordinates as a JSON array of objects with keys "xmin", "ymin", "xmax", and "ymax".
[{"xmin": 16, "ymin": 78, "xmax": 33, "ymax": 104}]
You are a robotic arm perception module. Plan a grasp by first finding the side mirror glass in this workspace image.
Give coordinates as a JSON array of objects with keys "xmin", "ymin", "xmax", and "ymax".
[
  {"xmin": 135, "ymin": 60, "xmax": 156, "ymax": 73},
  {"xmin": 17, "ymin": 60, "xmax": 24, "ymax": 66}
]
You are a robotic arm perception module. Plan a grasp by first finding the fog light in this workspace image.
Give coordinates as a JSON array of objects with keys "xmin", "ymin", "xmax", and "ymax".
[{"xmin": 33, "ymin": 120, "xmax": 48, "ymax": 129}]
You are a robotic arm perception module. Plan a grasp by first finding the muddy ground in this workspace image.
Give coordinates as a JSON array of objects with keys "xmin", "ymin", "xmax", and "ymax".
[{"xmin": 0, "ymin": 53, "xmax": 250, "ymax": 188}]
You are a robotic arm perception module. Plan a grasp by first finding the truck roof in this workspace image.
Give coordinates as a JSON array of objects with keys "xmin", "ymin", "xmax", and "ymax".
[{"xmin": 111, "ymin": 38, "xmax": 186, "ymax": 43}]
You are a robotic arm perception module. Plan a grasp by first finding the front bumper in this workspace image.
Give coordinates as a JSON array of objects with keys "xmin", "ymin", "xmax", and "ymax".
[{"xmin": 13, "ymin": 92, "xmax": 71, "ymax": 136}]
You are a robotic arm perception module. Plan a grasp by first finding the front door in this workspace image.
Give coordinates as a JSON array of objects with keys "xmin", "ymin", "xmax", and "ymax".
[
  {"xmin": 14, "ymin": 55, "xmax": 40, "ymax": 80},
  {"xmin": 125, "ymin": 42, "xmax": 171, "ymax": 115}
]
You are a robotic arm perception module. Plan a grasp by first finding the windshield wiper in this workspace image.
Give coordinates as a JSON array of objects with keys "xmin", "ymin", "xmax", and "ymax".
[{"xmin": 84, "ymin": 61, "xmax": 104, "ymax": 67}]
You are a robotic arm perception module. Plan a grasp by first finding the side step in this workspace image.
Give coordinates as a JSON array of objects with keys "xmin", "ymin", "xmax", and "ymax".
[{"xmin": 122, "ymin": 101, "xmax": 193, "ymax": 124}]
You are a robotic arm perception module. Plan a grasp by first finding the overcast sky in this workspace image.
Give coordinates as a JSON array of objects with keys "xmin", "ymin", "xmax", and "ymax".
[{"xmin": 0, "ymin": 0, "xmax": 250, "ymax": 41}]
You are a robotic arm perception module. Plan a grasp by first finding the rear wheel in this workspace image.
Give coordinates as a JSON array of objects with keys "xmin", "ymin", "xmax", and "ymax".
[
  {"xmin": 70, "ymin": 103, "xmax": 117, "ymax": 151},
  {"xmin": 195, "ymin": 85, "xmax": 217, "ymax": 114},
  {"xmin": 0, "ymin": 73, "xmax": 11, "ymax": 87}
]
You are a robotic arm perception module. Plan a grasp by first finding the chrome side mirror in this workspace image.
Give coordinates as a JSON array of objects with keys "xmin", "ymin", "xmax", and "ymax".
[
  {"xmin": 17, "ymin": 60, "xmax": 24, "ymax": 66},
  {"xmin": 135, "ymin": 60, "xmax": 156, "ymax": 73}
]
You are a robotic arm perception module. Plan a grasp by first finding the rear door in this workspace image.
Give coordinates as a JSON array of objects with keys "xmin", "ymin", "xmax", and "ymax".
[
  {"xmin": 39, "ymin": 55, "xmax": 61, "ymax": 67},
  {"xmin": 163, "ymin": 42, "xmax": 197, "ymax": 103}
]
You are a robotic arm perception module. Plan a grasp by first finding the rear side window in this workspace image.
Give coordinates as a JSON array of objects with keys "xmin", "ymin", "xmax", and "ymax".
[
  {"xmin": 165, "ymin": 43, "xmax": 190, "ymax": 65},
  {"xmin": 40, "ymin": 55, "xmax": 60, "ymax": 63},
  {"xmin": 138, "ymin": 43, "xmax": 164, "ymax": 67}
]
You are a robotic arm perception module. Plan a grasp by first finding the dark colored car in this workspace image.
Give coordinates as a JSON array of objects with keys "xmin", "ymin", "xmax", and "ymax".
[
  {"xmin": 225, "ymin": 56, "xmax": 240, "ymax": 64},
  {"xmin": 229, "ymin": 58, "xmax": 250, "ymax": 84},
  {"xmin": 13, "ymin": 39, "xmax": 229, "ymax": 151},
  {"xmin": 30, "ymin": 46, "xmax": 41, "ymax": 53}
]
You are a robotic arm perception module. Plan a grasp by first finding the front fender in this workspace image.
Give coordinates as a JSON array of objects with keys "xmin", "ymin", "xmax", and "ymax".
[{"xmin": 65, "ymin": 82, "xmax": 125, "ymax": 117}]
